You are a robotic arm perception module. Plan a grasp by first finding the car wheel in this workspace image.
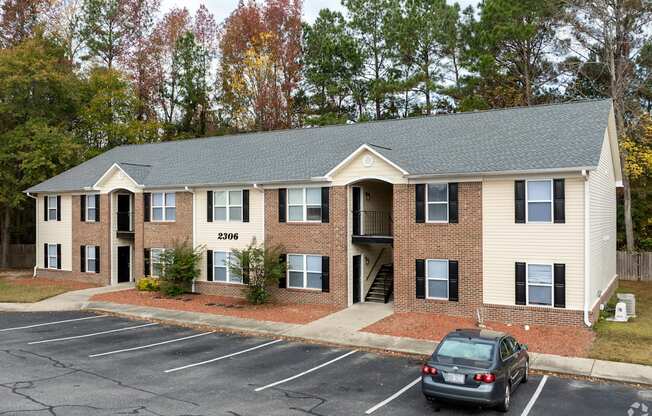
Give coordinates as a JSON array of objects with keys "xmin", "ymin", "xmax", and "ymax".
[
  {"xmin": 497, "ymin": 383, "xmax": 511, "ymax": 413},
  {"xmin": 523, "ymin": 360, "xmax": 529, "ymax": 383}
]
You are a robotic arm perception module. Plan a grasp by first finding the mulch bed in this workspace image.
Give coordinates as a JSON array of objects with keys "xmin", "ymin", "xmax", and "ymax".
[
  {"xmin": 91, "ymin": 289, "xmax": 341, "ymax": 325},
  {"xmin": 362, "ymin": 312, "xmax": 595, "ymax": 357}
]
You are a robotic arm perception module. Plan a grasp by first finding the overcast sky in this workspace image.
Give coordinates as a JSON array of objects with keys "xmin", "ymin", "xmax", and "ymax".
[{"xmin": 160, "ymin": 0, "xmax": 480, "ymax": 24}]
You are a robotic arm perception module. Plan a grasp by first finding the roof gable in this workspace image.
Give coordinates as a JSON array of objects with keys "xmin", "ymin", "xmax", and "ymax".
[
  {"xmin": 325, "ymin": 144, "xmax": 408, "ymax": 185},
  {"xmin": 93, "ymin": 163, "xmax": 144, "ymax": 193}
]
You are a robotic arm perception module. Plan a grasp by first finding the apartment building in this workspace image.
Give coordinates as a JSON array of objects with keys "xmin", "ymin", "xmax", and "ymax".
[{"xmin": 26, "ymin": 99, "xmax": 621, "ymax": 327}]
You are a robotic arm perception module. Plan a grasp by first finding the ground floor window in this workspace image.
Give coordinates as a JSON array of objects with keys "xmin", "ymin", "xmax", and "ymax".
[
  {"xmin": 287, "ymin": 254, "xmax": 321, "ymax": 289},
  {"xmin": 86, "ymin": 246, "xmax": 97, "ymax": 273},
  {"xmin": 47, "ymin": 244, "xmax": 58, "ymax": 269},
  {"xmin": 426, "ymin": 259, "xmax": 448, "ymax": 299},
  {"xmin": 213, "ymin": 251, "xmax": 242, "ymax": 283},
  {"xmin": 150, "ymin": 248, "xmax": 166, "ymax": 277},
  {"xmin": 527, "ymin": 263, "xmax": 553, "ymax": 306}
]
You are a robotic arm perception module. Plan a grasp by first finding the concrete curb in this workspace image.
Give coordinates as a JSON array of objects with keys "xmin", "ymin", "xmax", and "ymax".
[{"xmin": 83, "ymin": 301, "xmax": 652, "ymax": 386}]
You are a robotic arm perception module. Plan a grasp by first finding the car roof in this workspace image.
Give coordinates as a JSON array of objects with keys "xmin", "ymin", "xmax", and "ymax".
[{"xmin": 446, "ymin": 328, "xmax": 508, "ymax": 342}]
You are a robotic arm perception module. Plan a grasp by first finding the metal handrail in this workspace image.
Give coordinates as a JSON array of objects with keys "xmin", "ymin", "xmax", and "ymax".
[
  {"xmin": 115, "ymin": 211, "xmax": 134, "ymax": 232},
  {"xmin": 383, "ymin": 264, "xmax": 393, "ymax": 303},
  {"xmin": 353, "ymin": 210, "xmax": 392, "ymax": 236}
]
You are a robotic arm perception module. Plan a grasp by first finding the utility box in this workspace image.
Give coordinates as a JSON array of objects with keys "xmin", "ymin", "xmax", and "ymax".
[
  {"xmin": 617, "ymin": 293, "xmax": 636, "ymax": 317},
  {"xmin": 614, "ymin": 302, "xmax": 629, "ymax": 322}
]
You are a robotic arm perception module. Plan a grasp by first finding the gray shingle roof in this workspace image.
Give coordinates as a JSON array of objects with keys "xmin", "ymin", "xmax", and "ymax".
[{"xmin": 26, "ymin": 99, "xmax": 612, "ymax": 193}]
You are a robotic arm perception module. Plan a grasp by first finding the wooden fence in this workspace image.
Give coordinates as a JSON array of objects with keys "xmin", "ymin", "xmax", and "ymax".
[
  {"xmin": 7, "ymin": 244, "xmax": 35, "ymax": 269},
  {"xmin": 617, "ymin": 251, "xmax": 652, "ymax": 281}
]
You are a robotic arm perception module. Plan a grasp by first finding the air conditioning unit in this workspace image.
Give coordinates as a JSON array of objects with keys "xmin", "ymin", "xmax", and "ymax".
[{"xmin": 617, "ymin": 293, "xmax": 636, "ymax": 317}]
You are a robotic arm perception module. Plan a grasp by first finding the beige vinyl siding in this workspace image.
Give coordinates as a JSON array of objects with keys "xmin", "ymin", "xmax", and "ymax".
[
  {"xmin": 96, "ymin": 166, "xmax": 141, "ymax": 193},
  {"xmin": 36, "ymin": 194, "xmax": 73, "ymax": 271},
  {"xmin": 588, "ymin": 131, "xmax": 617, "ymax": 306},
  {"xmin": 331, "ymin": 149, "xmax": 407, "ymax": 186},
  {"xmin": 483, "ymin": 175, "xmax": 585, "ymax": 310},
  {"xmin": 194, "ymin": 187, "xmax": 265, "ymax": 281}
]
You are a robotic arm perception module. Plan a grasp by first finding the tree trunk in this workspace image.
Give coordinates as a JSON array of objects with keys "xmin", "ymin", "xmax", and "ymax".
[{"xmin": 0, "ymin": 207, "xmax": 10, "ymax": 269}]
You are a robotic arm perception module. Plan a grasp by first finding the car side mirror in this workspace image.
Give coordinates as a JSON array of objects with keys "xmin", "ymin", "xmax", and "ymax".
[{"xmin": 520, "ymin": 343, "xmax": 528, "ymax": 351}]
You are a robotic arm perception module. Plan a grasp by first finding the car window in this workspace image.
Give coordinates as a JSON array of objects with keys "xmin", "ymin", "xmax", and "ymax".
[
  {"xmin": 437, "ymin": 338, "xmax": 495, "ymax": 362},
  {"xmin": 507, "ymin": 337, "xmax": 519, "ymax": 352},
  {"xmin": 500, "ymin": 339, "xmax": 512, "ymax": 360}
]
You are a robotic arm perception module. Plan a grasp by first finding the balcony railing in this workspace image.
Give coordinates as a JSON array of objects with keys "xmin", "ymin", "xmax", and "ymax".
[
  {"xmin": 115, "ymin": 211, "xmax": 134, "ymax": 237},
  {"xmin": 353, "ymin": 210, "xmax": 392, "ymax": 237}
]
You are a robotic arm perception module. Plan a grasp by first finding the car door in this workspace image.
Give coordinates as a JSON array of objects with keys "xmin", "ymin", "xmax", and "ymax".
[
  {"xmin": 500, "ymin": 338, "xmax": 519, "ymax": 386},
  {"xmin": 508, "ymin": 337, "xmax": 527, "ymax": 380}
]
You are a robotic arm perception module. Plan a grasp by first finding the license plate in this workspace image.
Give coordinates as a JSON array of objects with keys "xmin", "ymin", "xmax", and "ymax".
[{"xmin": 443, "ymin": 372, "xmax": 465, "ymax": 384}]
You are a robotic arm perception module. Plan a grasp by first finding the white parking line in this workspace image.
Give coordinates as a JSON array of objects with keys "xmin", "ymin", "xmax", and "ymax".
[
  {"xmin": 165, "ymin": 339, "xmax": 283, "ymax": 373},
  {"xmin": 89, "ymin": 331, "xmax": 214, "ymax": 357},
  {"xmin": 520, "ymin": 375, "xmax": 548, "ymax": 416},
  {"xmin": 28, "ymin": 323, "xmax": 158, "ymax": 344},
  {"xmin": 0, "ymin": 315, "xmax": 106, "ymax": 332},
  {"xmin": 364, "ymin": 377, "xmax": 421, "ymax": 414},
  {"xmin": 254, "ymin": 350, "xmax": 357, "ymax": 392}
]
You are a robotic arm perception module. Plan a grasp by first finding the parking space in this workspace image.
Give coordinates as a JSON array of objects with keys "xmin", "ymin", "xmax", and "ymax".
[{"xmin": 0, "ymin": 311, "xmax": 649, "ymax": 416}]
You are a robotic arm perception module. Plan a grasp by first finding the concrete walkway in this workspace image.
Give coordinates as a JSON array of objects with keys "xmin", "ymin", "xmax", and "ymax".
[{"xmin": 0, "ymin": 283, "xmax": 134, "ymax": 312}]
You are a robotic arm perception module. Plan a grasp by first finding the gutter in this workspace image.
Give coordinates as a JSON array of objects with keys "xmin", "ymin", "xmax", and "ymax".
[
  {"xmin": 26, "ymin": 193, "xmax": 38, "ymax": 277},
  {"xmin": 582, "ymin": 170, "xmax": 592, "ymax": 327},
  {"xmin": 184, "ymin": 186, "xmax": 197, "ymax": 293}
]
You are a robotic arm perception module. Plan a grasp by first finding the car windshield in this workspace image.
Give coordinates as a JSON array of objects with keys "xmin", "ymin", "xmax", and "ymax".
[{"xmin": 436, "ymin": 339, "xmax": 494, "ymax": 363}]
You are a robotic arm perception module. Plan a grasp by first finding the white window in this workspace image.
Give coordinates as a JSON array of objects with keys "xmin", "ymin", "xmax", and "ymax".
[
  {"xmin": 426, "ymin": 184, "xmax": 448, "ymax": 222},
  {"xmin": 527, "ymin": 263, "xmax": 553, "ymax": 306},
  {"xmin": 214, "ymin": 190, "xmax": 242, "ymax": 221},
  {"xmin": 287, "ymin": 254, "xmax": 322, "ymax": 289},
  {"xmin": 86, "ymin": 195, "xmax": 96, "ymax": 222},
  {"xmin": 47, "ymin": 244, "xmax": 58, "ymax": 269},
  {"xmin": 152, "ymin": 192, "xmax": 175, "ymax": 221},
  {"xmin": 86, "ymin": 245, "xmax": 96, "ymax": 273},
  {"xmin": 150, "ymin": 248, "xmax": 166, "ymax": 277},
  {"xmin": 526, "ymin": 180, "xmax": 552, "ymax": 223},
  {"xmin": 288, "ymin": 188, "xmax": 321, "ymax": 222},
  {"xmin": 213, "ymin": 251, "xmax": 242, "ymax": 283},
  {"xmin": 47, "ymin": 196, "xmax": 58, "ymax": 220},
  {"xmin": 426, "ymin": 259, "xmax": 448, "ymax": 299}
]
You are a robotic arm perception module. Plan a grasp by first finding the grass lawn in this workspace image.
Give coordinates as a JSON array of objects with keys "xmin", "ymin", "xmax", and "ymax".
[
  {"xmin": 0, "ymin": 275, "xmax": 96, "ymax": 303},
  {"xmin": 590, "ymin": 280, "xmax": 652, "ymax": 366}
]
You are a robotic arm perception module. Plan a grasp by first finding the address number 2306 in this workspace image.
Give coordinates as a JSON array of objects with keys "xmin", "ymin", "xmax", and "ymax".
[{"xmin": 217, "ymin": 233, "xmax": 239, "ymax": 240}]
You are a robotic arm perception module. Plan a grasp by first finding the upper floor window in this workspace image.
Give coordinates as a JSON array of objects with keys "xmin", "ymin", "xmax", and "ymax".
[
  {"xmin": 214, "ymin": 190, "xmax": 242, "ymax": 221},
  {"xmin": 47, "ymin": 196, "xmax": 58, "ymax": 221},
  {"xmin": 152, "ymin": 192, "xmax": 175, "ymax": 221},
  {"xmin": 427, "ymin": 184, "xmax": 448, "ymax": 222},
  {"xmin": 213, "ymin": 251, "xmax": 242, "ymax": 283},
  {"xmin": 288, "ymin": 188, "xmax": 321, "ymax": 222},
  {"xmin": 426, "ymin": 259, "xmax": 449, "ymax": 299},
  {"xmin": 526, "ymin": 180, "xmax": 552, "ymax": 223},
  {"xmin": 287, "ymin": 254, "xmax": 322, "ymax": 289},
  {"xmin": 86, "ymin": 195, "xmax": 96, "ymax": 222},
  {"xmin": 527, "ymin": 263, "xmax": 553, "ymax": 306}
]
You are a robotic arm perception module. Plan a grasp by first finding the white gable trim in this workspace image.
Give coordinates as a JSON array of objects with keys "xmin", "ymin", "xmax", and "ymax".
[
  {"xmin": 92, "ymin": 163, "xmax": 144, "ymax": 189},
  {"xmin": 323, "ymin": 144, "xmax": 409, "ymax": 180}
]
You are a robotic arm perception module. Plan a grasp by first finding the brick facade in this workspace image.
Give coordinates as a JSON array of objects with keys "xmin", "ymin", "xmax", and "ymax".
[{"xmin": 392, "ymin": 182, "xmax": 484, "ymax": 317}]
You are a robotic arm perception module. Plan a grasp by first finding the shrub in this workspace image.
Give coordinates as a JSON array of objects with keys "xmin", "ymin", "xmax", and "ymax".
[
  {"xmin": 159, "ymin": 240, "xmax": 203, "ymax": 297},
  {"xmin": 229, "ymin": 239, "xmax": 285, "ymax": 305},
  {"xmin": 136, "ymin": 277, "xmax": 159, "ymax": 292}
]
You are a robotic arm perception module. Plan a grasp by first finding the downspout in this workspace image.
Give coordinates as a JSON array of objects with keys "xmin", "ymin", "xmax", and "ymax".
[
  {"xmin": 184, "ymin": 186, "xmax": 197, "ymax": 292},
  {"xmin": 582, "ymin": 170, "xmax": 592, "ymax": 327},
  {"xmin": 26, "ymin": 192, "xmax": 38, "ymax": 277}
]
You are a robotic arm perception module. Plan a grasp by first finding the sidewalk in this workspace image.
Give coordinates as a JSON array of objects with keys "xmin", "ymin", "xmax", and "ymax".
[
  {"xmin": 0, "ymin": 282, "xmax": 134, "ymax": 312},
  {"xmin": 83, "ymin": 299, "xmax": 652, "ymax": 386}
]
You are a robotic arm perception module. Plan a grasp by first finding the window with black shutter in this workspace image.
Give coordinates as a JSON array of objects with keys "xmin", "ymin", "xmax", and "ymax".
[
  {"xmin": 206, "ymin": 191, "xmax": 213, "ymax": 222},
  {"xmin": 278, "ymin": 254, "xmax": 287, "ymax": 288},
  {"xmin": 95, "ymin": 246, "xmax": 100, "ymax": 273},
  {"xmin": 321, "ymin": 187, "xmax": 329, "ymax": 223},
  {"xmin": 243, "ymin": 189, "xmax": 250, "ymax": 223},
  {"xmin": 56, "ymin": 244, "xmax": 61, "ymax": 269},
  {"xmin": 554, "ymin": 263, "xmax": 566, "ymax": 308},
  {"xmin": 515, "ymin": 181, "xmax": 526, "ymax": 223},
  {"xmin": 144, "ymin": 193, "xmax": 151, "ymax": 222},
  {"xmin": 553, "ymin": 179, "xmax": 565, "ymax": 223},
  {"xmin": 415, "ymin": 184, "xmax": 425, "ymax": 223},
  {"xmin": 448, "ymin": 260, "xmax": 459, "ymax": 301},
  {"xmin": 448, "ymin": 183, "xmax": 459, "ymax": 224},
  {"xmin": 144, "ymin": 248, "xmax": 151, "ymax": 276},
  {"xmin": 95, "ymin": 194, "xmax": 101, "ymax": 222},
  {"xmin": 416, "ymin": 259, "xmax": 426, "ymax": 299},
  {"xmin": 206, "ymin": 250, "xmax": 213, "ymax": 281},
  {"xmin": 515, "ymin": 262, "xmax": 526, "ymax": 305},
  {"xmin": 56, "ymin": 196, "xmax": 61, "ymax": 221},
  {"xmin": 278, "ymin": 189, "xmax": 287, "ymax": 223},
  {"xmin": 321, "ymin": 256, "xmax": 330, "ymax": 292},
  {"xmin": 80, "ymin": 195, "xmax": 86, "ymax": 221},
  {"xmin": 80, "ymin": 246, "xmax": 86, "ymax": 272}
]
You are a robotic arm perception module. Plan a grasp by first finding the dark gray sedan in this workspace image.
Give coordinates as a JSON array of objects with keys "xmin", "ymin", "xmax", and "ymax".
[{"xmin": 421, "ymin": 328, "xmax": 529, "ymax": 412}]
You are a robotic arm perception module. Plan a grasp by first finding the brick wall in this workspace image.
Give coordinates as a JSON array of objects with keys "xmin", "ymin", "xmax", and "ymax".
[{"xmin": 392, "ymin": 182, "xmax": 483, "ymax": 317}]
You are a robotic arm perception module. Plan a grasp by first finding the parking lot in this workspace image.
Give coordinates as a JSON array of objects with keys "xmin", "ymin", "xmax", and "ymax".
[{"xmin": 0, "ymin": 311, "xmax": 650, "ymax": 416}]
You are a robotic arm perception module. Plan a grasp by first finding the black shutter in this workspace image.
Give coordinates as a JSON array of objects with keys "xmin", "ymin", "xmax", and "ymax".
[
  {"xmin": 415, "ymin": 184, "xmax": 426, "ymax": 223},
  {"xmin": 554, "ymin": 263, "xmax": 566, "ymax": 308},
  {"xmin": 515, "ymin": 181, "xmax": 526, "ymax": 223},
  {"xmin": 43, "ymin": 196, "xmax": 48, "ymax": 221},
  {"xmin": 448, "ymin": 260, "xmax": 459, "ymax": 301},
  {"xmin": 515, "ymin": 262, "xmax": 526, "ymax": 305},
  {"xmin": 43, "ymin": 243, "xmax": 48, "ymax": 268},
  {"xmin": 278, "ymin": 254, "xmax": 287, "ymax": 288},
  {"xmin": 448, "ymin": 183, "xmax": 458, "ymax": 224},
  {"xmin": 206, "ymin": 250, "xmax": 213, "ymax": 281},
  {"xmin": 321, "ymin": 256, "xmax": 330, "ymax": 292},
  {"xmin": 56, "ymin": 196, "xmax": 61, "ymax": 221},
  {"xmin": 56, "ymin": 244, "xmax": 61, "ymax": 269},
  {"xmin": 416, "ymin": 259, "xmax": 426, "ymax": 299},
  {"xmin": 95, "ymin": 246, "xmax": 100, "ymax": 273},
  {"xmin": 80, "ymin": 195, "xmax": 86, "ymax": 221},
  {"xmin": 80, "ymin": 246, "xmax": 86, "ymax": 272},
  {"xmin": 242, "ymin": 189, "xmax": 250, "ymax": 223},
  {"xmin": 278, "ymin": 188, "xmax": 287, "ymax": 223},
  {"xmin": 144, "ymin": 193, "xmax": 151, "ymax": 222},
  {"xmin": 95, "ymin": 194, "xmax": 100, "ymax": 222},
  {"xmin": 206, "ymin": 191, "xmax": 213, "ymax": 222},
  {"xmin": 553, "ymin": 179, "xmax": 565, "ymax": 224},
  {"xmin": 144, "ymin": 249, "xmax": 151, "ymax": 276},
  {"xmin": 242, "ymin": 264, "xmax": 250, "ymax": 284},
  {"xmin": 321, "ymin": 187, "xmax": 329, "ymax": 223}
]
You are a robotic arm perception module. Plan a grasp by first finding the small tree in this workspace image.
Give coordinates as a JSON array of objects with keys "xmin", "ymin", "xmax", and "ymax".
[
  {"xmin": 159, "ymin": 240, "xmax": 203, "ymax": 297},
  {"xmin": 229, "ymin": 239, "xmax": 285, "ymax": 304}
]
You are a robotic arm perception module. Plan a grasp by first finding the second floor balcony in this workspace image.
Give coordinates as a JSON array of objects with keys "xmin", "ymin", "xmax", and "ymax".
[
  {"xmin": 352, "ymin": 210, "xmax": 393, "ymax": 244},
  {"xmin": 115, "ymin": 211, "xmax": 134, "ymax": 239}
]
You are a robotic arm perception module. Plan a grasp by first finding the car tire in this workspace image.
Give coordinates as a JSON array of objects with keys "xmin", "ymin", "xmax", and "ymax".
[
  {"xmin": 523, "ymin": 360, "xmax": 529, "ymax": 383},
  {"xmin": 497, "ymin": 382, "xmax": 511, "ymax": 413}
]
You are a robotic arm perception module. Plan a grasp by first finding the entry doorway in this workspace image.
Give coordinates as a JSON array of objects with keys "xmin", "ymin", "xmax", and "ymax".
[
  {"xmin": 353, "ymin": 254, "xmax": 362, "ymax": 303},
  {"xmin": 117, "ymin": 246, "xmax": 131, "ymax": 283}
]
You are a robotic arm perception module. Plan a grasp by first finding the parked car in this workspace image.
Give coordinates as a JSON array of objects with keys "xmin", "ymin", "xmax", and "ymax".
[{"xmin": 421, "ymin": 328, "xmax": 529, "ymax": 412}]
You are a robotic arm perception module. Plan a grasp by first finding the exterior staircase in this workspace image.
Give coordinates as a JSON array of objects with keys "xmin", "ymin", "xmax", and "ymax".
[{"xmin": 365, "ymin": 264, "xmax": 393, "ymax": 303}]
